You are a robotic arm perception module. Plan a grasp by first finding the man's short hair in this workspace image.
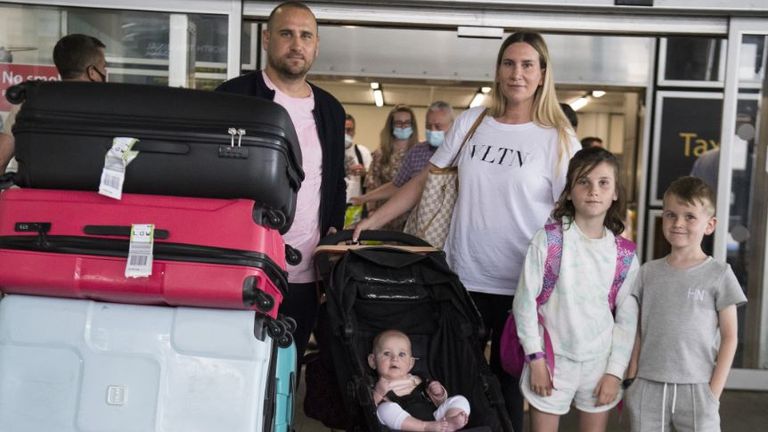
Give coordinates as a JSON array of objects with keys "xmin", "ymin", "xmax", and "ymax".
[
  {"xmin": 345, "ymin": 113, "xmax": 355, "ymax": 127},
  {"xmin": 267, "ymin": 1, "xmax": 315, "ymax": 30},
  {"xmin": 427, "ymin": 100, "xmax": 454, "ymax": 121},
  {"xmin": 664, "ymin": 176, "xmax": 717, "ymax": 216},
  {"xmin": 53, "ymin": 34, "xmax": 105, "ymax": 79}
]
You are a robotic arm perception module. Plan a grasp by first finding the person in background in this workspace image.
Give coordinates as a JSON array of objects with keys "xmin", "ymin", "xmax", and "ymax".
[
  {"xmin": 344, "ymin": 114, "xmax": 373, "ymax": 201},
  {"xmin": 0, "ymin": 33, "xmax": 107, "ymax": 173},
  {"xmin": 581, "ymin": 136, "xmax": 604, "ymax": 149},
  {"xmin": 364, "ymin": 104, "xmax": 420, "ymax": 230},
  {"xmin": 352, "ymin": 101, "xmax": 454, "ymax": 209},
  {"xmin": 343, "ymin": 113, "xmax": 373, "ymax": 227},
  {"xmin": 560, "ymin": 102, "xmax": 578, "ymax": 131},
  {"xmin": 353, "ymin": 32, "xmax": 581, "ymax": 431},
  {"xmin": 215, "ymin": 1, "xmax": 346, "ymax": 363}
]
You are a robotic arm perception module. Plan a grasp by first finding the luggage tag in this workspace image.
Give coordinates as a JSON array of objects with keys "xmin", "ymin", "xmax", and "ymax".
[
  {"xmin": 125, "ymin": 224, "xmax": 154, "ymax": 278},
  {"xmin": 99, "ymin": 137, "xmax": 140, "ymax": 200}
]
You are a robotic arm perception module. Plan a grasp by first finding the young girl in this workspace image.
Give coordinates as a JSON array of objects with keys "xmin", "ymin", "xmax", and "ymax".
[
  {"xmin": 512, "ymin": 147, "xmax": 639, "ymax": 432},
  {"xmin": 368, "ymin": 330, "xmax": 471, "ymax": 432}
]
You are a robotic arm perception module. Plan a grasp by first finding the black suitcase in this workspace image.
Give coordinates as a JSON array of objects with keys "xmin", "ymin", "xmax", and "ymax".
[{"xmin": 6, "ymin": 81, "xmax": 304, "ymax": 233}]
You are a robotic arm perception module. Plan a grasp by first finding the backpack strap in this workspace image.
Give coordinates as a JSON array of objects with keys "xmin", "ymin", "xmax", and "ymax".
[
  {"xmin": 608, "ymin": 235, "xmax": 637, "ymax": 312},
  {"xmin": 538, "ymin": 222, "xmax": 564, "ymax": 306},
  {"xmin": 535, "ymin": 222, "xmax": 636, "ymax": 381},
  {"xmin": 353, "ymin": 144, "xmax": 367, "ymax": 195},
  {"xmin": 534, "ymin": 221, "xmax": 563, "ymax": 380}
]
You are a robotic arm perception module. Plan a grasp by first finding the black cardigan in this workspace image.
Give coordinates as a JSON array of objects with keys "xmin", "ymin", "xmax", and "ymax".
[{"xmin": 215, "ymin": 71, "xmax": 347, "ymax": 235}]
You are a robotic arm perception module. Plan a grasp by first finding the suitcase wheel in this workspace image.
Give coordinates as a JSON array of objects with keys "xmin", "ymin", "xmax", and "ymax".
[
  {"xmin": 285, "ymin": 245, "xmax": 302, "ymax": 266},
  {"xmin": 253, "ymin": 291, "xmax": 275, "ymax": 314},
  {"xmin": 264, "ymin": 209, "xmax": 287, "ymax": 231},
  {"xmin": 5, "ymin": 84, "xmax": 26, "ymax": 104},
  {"xmin": 277, "ymin": 331, "xmax": 293, "ymax": 348},
  {"xmin": 267, "ymin": 319, "xmax": 287, "ymax": 339},
  {"xmin": 281, "ymin": 316, "xmax": 297, "ymax": 333}
]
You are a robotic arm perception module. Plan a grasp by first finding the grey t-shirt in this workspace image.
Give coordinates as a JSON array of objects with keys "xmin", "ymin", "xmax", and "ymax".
[{"xmin": 632, "ymin": 257, "xmax": 746, "ymax": 383}]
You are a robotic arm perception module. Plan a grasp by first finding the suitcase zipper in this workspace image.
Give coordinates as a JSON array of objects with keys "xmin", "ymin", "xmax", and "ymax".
[
  {"xmin": 15, "ymin": 113, "xmax": 304, "ymax": 185},
  {"xmin": 0, "ymin": 235, "xmax": 289, "ymax": 297}
]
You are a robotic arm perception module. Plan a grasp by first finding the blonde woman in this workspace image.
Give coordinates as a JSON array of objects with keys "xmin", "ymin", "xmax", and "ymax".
[
  {"xmin": 365, "ymin": 104, "xmax": 420, "ymax": 230},
  {"xmin": 355, "ymin": 32, "xmax": 580, "ymax": 430}
]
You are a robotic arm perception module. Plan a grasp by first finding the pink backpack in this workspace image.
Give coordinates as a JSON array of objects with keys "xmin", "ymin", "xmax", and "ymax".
[{"xmin": 499, "ymin": 222, "xmax": 636, "ymax": 377}]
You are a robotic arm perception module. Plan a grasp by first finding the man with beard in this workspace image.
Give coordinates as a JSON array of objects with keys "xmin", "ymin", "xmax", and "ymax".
[
  {"xmin": 216, "ymin": 2, "xmax": 346, "ymax": 364},
  {"xmin": 2, "ymin": 33, "xmax": 108, "ymax": 173}
]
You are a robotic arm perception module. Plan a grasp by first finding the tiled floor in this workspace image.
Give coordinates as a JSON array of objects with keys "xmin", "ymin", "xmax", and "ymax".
[{"xmin": 292, "ymin": 366, "xmax": 768, "ymax": 432}]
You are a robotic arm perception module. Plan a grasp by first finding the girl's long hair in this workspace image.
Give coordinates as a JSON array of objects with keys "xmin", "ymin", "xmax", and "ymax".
[
  {"xmin": 489, "ymin": 32, "xmax": 576, "ymax": 170},
  {"xmin": 378, "ymin": 104, "xmax": 419, "ymax": 165},
  {"xmin": 553, "ymin": 147, "xmax": 626, "ymax": 235}
]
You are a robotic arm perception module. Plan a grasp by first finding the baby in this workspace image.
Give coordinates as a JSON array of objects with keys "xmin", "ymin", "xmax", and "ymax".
[{"xmin": 368, "ymin": 329, "xmax": 470, "ymax": 432}]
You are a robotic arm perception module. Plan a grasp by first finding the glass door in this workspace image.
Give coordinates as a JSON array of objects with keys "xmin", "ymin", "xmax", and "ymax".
[{"xmin": 719, "ymin": 18, "xmax": 768, "ymax": 390}]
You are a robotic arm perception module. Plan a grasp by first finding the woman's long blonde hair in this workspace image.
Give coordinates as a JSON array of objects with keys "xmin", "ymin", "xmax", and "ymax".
[
  {"xmin": 489, "ymin": 32, "xmax": 575, "ymax": 167},
  {"xmin": 378, "ymin": 104, "xmax": 419, "ymax": 165}
]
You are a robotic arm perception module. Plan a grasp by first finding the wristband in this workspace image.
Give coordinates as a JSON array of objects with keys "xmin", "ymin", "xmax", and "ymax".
[
  {"xmin": 525, "ymin": 352, "xmax": 545, "ymax": 363},
  {"xmin": 622, "ymin": 378, "xmax": 635, "ymax": 390}
]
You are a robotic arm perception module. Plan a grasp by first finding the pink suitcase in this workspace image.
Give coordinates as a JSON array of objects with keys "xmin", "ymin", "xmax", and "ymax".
[{"xmin": 0, "ymin": 188, "xmax": 288, "ymax": 317}]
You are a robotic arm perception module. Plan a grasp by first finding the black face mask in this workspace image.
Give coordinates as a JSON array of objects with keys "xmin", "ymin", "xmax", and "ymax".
[{"xmin": 89, "ymin": 65, "xmax": 107, "ymax": 82}]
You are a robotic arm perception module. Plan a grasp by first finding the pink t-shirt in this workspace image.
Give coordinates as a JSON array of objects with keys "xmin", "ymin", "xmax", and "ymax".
[{"xmin": 263, "ymin": 71, "xmax": 322, "ymax": 283}]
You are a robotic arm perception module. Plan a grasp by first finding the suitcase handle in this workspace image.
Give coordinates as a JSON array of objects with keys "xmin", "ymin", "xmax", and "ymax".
[
  {"xmin": 83, "ymin": 225, "xmax": 170, "ymax": 240},
  {"xmin": 0, "ymin": 172, "xmax": 15, "ymax": 190},
  {"xmin": 318, "ymin": 229, "xmax": 432, "ymax": 247},
  {"xmin": 131, "ymin": 140, "xmax": 190, "ymax": 155},
  {"xmin": 5, "ymin": 83, "xmax": 29, "ymax": 104}
]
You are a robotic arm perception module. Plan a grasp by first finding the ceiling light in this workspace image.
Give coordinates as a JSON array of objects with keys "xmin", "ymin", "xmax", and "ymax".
[
  {"xmin": 341, "ymin": 78, "xmax": 357, "ymax": 84},
  {"xmin": 373, "ymin": 89, "xmax": 384, "ymax": 107},
  {"xmin": 457, "ymin": 26, "xmax": 504, "ymax": 39},
  {"xmin": 570, "ymin": 96, "xmax": 589, "ymax": 111},
  {"xmin": 469, "ymin": 91, "xmax": 486, "ymax": 108},
  {"xmin": 591, "ymin": 90, "xmax": 606, "ymax": 98},
  {"xmin": 370, "ymin": 82, "xmax": 380, "ymax": 90},
  {"xmin": 480, "ymin": 86, "xmax": 492, "ymax": 94}
]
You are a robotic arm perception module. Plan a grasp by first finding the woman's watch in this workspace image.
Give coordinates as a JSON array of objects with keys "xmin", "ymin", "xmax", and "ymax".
[
  {"xmin": 622, "ymin": 377, "xmax": 635, "ymax": 389},
  {"xmin": 525, "ymin": 352, "xmax": 545, "ymax": 363}
]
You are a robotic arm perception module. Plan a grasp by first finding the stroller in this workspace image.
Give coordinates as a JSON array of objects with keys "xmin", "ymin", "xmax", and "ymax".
[{"xmin": 311, "ymin": 230, "xmax": 514, "ymax": 432}]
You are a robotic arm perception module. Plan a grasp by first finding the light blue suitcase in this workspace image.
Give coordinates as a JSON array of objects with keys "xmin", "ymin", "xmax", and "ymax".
[
  {"xmin": 271, "ymin": 342, "xmax": 297, "ymax": 432},
  {"xmin": 0, "ymin": 294, "xmax": 291, "ymax": 432}
]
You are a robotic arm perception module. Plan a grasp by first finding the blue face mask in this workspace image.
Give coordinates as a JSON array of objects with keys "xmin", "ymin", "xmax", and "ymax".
[
  {"xmin": 425, "ymin": 130, "xmax": 445, "ymax": 147},
  {"xmin": 392, "ymin": 126, "xmax": 413, "ymax": 140}
]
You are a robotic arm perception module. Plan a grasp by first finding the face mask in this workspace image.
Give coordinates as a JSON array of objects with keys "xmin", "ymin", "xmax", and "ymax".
[
  {"xmin": 425, "ymin": 130, "xmax": 445, "ymax": 148},
  {"xmin": 392, "ymin": 126, "xmax": 413, "ymax": 140},
  {"xmin": 89, "ymin": 64, "xmax": 108, "ymax": 83},
  {"xmin": 344, "ymin": 133, "xmax": 354, "ymax": 149}
]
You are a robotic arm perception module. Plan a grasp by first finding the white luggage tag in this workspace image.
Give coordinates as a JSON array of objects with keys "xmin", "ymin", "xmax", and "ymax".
[
  {"xmin": 125, "ymin": 224, "xmax": 154, "ymax": 278},
  {"xmin": 99, "ymin": 137, "xmax": 140, "ymax": 200}
]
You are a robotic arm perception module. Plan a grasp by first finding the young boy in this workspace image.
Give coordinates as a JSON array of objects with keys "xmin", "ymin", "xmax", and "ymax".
[{"xmin": 626, "ymin": 176, "xmax": 747, "ymax": 431}]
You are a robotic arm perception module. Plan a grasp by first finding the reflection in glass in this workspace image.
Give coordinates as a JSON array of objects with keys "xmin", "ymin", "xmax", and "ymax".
[
  {"xmin": 664, "ymin": 36, "xmax": 724, "ymax": 82},
  {"xmin": 730, "ymin": 35, "xmax": 767, "ymax": 370}
]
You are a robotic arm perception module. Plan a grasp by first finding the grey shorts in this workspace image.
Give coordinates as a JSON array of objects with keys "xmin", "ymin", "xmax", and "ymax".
[{"xmin": 625, "ymin": 378, "xmax": 721, "ymax": 432}]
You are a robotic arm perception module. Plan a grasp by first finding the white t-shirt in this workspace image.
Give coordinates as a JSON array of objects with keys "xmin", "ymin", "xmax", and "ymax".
[
  {"xmin": 263, "ymin": 72, "xmax": 322, "ymax": 283},
  {"xmin": 512, "ymin": 221, "xmax": 639, "ymax": 378},
  {"xmin": 345, "ymin": 143, "xmax": 372, "ymax": 201},
  {"xmin": 430, "ymin": 106, "xmax": 579, "ymax": 296},
  {"xmin": 2, "ymin": 104, "xmax": 19, "ymax": 173}
]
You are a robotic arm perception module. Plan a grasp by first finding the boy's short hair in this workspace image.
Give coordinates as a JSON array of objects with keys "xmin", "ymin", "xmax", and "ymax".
[{"xmin": 664, "ymin": 176, "xmax": 716, "ymax": 216}]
